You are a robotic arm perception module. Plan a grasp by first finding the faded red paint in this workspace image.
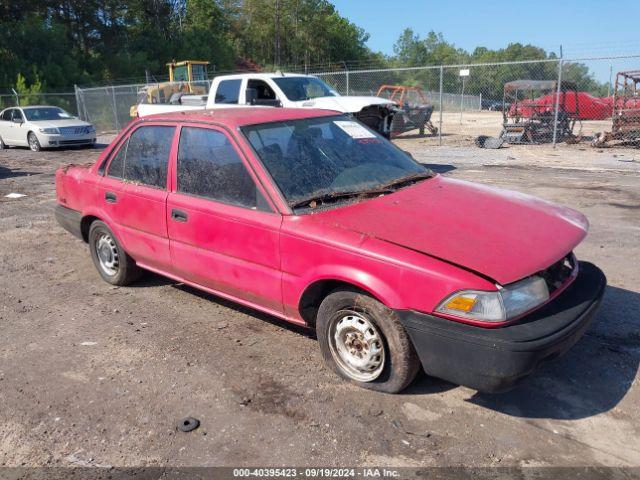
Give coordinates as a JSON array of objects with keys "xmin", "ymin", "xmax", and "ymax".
[{"xmin": 56, "ymin": 108, "xmax": 589, "ymax": 328}]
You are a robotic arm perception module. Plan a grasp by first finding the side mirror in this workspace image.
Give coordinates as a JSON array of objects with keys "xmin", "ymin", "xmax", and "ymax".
[
  {"xmin": 12, "ymin": 117, "xmax": 22, "ymax": 124},
  {"xmin": 245, "ymin": 88, "xmax": 258, "ymax": 105}
]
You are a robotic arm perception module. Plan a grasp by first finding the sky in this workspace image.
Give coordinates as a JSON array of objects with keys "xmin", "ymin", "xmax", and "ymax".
[{"xmin": 331, "ymin": 0, "xmax": 640, "ymax": 82}]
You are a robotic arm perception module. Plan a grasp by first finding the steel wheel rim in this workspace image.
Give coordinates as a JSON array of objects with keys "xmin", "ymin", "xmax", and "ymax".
[
  {"xmin": 328, "ymin": 311, "xmax": 385, "ymax": 382},
  {"xmin": 95, "ymin": 233, "xmax": 119, "ymax": 276}
]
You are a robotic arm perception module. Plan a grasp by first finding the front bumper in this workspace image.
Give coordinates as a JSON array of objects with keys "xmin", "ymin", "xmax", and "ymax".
[
  {"xmin": 398, "ymin": 261, "xmax": 606, "ymax": 393},
  {"xmin": 39, "ymin": 133, "xmax": 96, "ymax": 147}
]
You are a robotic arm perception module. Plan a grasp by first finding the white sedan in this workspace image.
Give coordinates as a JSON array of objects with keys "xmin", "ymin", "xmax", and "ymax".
[{"xmin": 0, "ymin": 106, "xmax": 96, "ymax": 151}]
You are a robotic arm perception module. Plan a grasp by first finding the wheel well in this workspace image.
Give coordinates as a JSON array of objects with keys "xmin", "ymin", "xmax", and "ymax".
[
  {"xmin": 80, "ymin": 215, "xmax": 100, "ymax": 242},
  {"xmin": 298, "ymin": 280, "xmax": 374, "ymax": 328}
]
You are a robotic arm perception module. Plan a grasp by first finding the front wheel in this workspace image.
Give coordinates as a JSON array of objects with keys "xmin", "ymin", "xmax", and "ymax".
[
  {"xmin": 88, "ymin": 220, "xmax": 141, "ymax": 285},
  {"xmin": 0, "ymin": 135, "xmax": 6, "ymax": 149},
  {"xmin": 28, "ymin": 132, "xmax": 41, "ymax": 152},
  {"xmin": 317, "ymin": 289, "xmax": 420, "ymax": 393}
]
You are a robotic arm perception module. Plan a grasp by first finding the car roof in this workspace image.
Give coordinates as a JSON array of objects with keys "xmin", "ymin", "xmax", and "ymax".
[
  {"xmin": 141, "ymin": 107, "xmax": 342, "ymax": 128},
  {"xmin": 19, "ymin": 105, "xmax": 63, "ymax": 109},
  {"xmin": 214, "ymin": 72, "xmax": 314, "ymax": 80}
]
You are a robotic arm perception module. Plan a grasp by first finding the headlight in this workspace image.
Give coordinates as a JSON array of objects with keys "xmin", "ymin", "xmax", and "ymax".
[
  {"xmin": 86, "ymin": 125, "xmax": 96, "ymax": 133},
  {"xmin": 436, "ymin": 276, "xmax": 549, "ymax": 323},
  {"xmin": 39, "ymin": 127, "xmax": 60, "ymax": 135}
]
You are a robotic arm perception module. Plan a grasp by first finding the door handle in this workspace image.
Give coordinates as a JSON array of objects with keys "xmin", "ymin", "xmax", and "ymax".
[
  {"xmin": 105, "ymin": 192, "xmax": 117, "ymax": 203},
  {"xmin": 171, "ymin": 209, "xmax": 188, "ymax": 222}
]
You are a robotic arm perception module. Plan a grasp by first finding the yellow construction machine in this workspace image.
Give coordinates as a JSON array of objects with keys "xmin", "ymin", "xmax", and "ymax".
[{"xmin": 130, "ymin": 60, "xmax": 210, "ymax": 117}]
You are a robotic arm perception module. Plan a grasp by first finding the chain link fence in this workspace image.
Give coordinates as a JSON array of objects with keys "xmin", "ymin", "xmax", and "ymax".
[{"xmin": 71, "ymin": 54, "xmax": 640, "ymax": 148}]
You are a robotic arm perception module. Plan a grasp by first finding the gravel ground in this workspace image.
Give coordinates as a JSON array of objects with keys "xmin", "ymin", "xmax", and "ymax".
[{"xmin": 0, "ymin": 135, "xmax": 639, "ymax": 468}]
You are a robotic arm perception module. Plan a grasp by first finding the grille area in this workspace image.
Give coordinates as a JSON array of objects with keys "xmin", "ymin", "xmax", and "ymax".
[
  {"xmin": 59, "ymin": 126, "xmax": 90, "ymax": 135},
  {"xmin": 539, "ymin": 253, "xmax": 576, "ymax": 294}
]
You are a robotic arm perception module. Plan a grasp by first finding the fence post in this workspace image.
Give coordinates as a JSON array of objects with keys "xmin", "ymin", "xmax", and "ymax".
[
  {"xmin": 552, "ymin": 58, "xmax": 564, "ymax": 148},
  {"xmin": 343, "ymin": 62, "xmax": 350, "ymax": 95},
  {"xmin": 73, "ymin": 84, "xmax": 81, "ymax": 118},
  {"xmin": 11, "ymin": 88, "xmax": 19, "ymax": 106},
  {"xmin": 479, "ymin": 92, "xmax": 482, "ymax": 111},
  {"xmin": 438, "ymin": 66, "xmax": 443, "ymax": 146},
  {"xmin": 111, "ymin": 86, "xmax": 120, "ymax": 131}
]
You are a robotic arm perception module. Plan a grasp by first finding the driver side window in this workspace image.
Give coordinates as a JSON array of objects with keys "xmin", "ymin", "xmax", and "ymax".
[
  {"xmin": 12, "ymin": 110, "xmax": 24, "ymax": 122},
  {"xmin": 247, "ymin": 79, "xmax": 276, "ymax": 100}
]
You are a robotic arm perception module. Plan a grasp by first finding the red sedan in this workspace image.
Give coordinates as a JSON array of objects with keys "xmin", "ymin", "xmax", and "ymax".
[{"xmin": 55, "ymin": 108, "xmax": 606, "ymax": 393}]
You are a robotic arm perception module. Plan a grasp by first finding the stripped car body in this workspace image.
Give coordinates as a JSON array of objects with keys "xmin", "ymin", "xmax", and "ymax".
[
  {"xmin": 500, "ymin": 80, "xmax": 580, "ymax": 144},
  {"xmin": 593, "ymin": 70, "xmax": 640, "ymax": 146},
  {"xmin": 55, "ymin": 108, "xmax": 606, "ymax": 393},
  {"xmin": 376, "ymin": 85, "xmax": 438, "ymax": 136}
]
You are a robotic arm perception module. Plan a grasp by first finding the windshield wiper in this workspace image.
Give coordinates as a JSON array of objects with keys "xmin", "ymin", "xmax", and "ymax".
[
  {"xmin": 290, "ymin": 187, "xmax": 394, "ymax": 210},
  {"xmin": 377, "ymin": 171, "xmax": 434, "ymax": 191},
  {"xmin": 289, "ymin": 172, "xmax": 434, "ymax": 210}
]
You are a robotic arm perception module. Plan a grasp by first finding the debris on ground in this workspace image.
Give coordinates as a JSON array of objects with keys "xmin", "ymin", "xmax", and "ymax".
[
  {"xmin": 475, "ymin": 135, "xmax": 504, "ymax": 149},
  {"xmin": 177, "ymin": 417, "xmax": 200, "ymax": 432}
]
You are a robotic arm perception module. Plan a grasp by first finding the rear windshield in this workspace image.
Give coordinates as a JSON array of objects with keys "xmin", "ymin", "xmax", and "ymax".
[
  {"xmin": 23, "ymin": 107, "xmax": 73, "ymax": 121},
  {"xmin": 242, "ymin": 115, "xmax": 429, "ymax": 207}
]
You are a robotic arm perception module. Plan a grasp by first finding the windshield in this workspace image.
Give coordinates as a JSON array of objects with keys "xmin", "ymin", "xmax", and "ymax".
[
  {"xmin": 173, "ymin": 65, "xmax": 189, "ymax": 82},
  {"xmin": 23, "ymin": 107, "xmax": 73, "ymax": 121},
  {"xmin": 242, "ymin": 115, "xmax": 430, "ymax": 210},
  {"xmin": 272, "ymin": 76, "xmax": 338, "ymax": 101}
]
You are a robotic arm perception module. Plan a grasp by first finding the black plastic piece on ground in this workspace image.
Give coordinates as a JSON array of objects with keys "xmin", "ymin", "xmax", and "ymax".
[{"xmin": 177, "ymin": 417, "xmax": 200, "ymax": 432}]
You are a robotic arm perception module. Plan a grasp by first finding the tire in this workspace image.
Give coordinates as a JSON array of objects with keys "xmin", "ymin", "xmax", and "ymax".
[
  {"xmin": 27, "ymin": 132, "xmax": 41, "ymax": 152},
  {"xmin": 317, "ymin": 288, "xmax": 421, "ymax": 393},
  {"xmin": 88, "ymin": 220, "xmax": 141, "ymax": 286},
  {"xmin": 0, "ymin": 135, "xmax": 6, "ymax": 149}
]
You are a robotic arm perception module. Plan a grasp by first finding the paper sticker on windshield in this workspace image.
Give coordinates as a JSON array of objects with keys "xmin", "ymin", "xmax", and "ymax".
[{"xmin": 334, "ymin": 121, "xmax": 377, "ymax": 139}]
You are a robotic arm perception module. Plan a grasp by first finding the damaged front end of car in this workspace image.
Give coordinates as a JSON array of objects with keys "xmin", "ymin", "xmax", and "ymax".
[{"xmin": 353, "ymin": 104, "xmax": 397, "ymax": 138}]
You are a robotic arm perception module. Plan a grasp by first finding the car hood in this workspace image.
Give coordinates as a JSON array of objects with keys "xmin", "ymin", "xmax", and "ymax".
[
  {"xmin": 306, "ymin": 176, "xmax": 588, "ymax": 285},
  {"xmin": 297, "ymin": 96, "xmax": 395, "ymax": 113},
  {"xmin": 28, "ymin": 118, "xmax": 92, "ymax": 128}
]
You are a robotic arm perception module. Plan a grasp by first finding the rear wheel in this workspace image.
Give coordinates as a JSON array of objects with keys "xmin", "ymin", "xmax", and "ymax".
[
  {"xmin": 317, "ymin": 288, "xmax": 421, "ymax": 393},
  {"xmin": 27, "ymin": 132, "xmax": 41, "ymax": 152},
  {"xmin": 88, "ymin": 220, "xmax": 141, "ymax": 286}
]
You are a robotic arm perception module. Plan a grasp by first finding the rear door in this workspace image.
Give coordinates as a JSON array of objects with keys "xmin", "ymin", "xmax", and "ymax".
[
  {"xmin": 101, "ymin": 124, "xmax": 177, "ymax": 271},
  {"xmin": 167, "ymin": 125, "xmax": 283, "ymax": 312}
]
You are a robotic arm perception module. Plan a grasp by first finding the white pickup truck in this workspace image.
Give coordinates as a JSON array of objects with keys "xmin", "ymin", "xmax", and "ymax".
[{"xmin": 136, "ymin": 72, "xmax": 397, "ymax": 137}]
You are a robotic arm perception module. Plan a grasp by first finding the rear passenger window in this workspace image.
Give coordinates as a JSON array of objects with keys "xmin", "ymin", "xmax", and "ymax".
[
  {"xmin": 215, "ymin": 80, "xmax": 241, "ymax": 104},
  {"xmin": 124, "ymin": 126, "xmax": 174, "ymax": 188},
  {"xmin": 177, "ymin": 127, "xmax": 268, "ymax": 210},
  {"xmin": 1, "ymin": 109, "xmax": 12, "ymax": 121}
]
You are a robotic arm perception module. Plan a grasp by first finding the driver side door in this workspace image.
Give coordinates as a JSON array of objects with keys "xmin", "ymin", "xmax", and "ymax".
[
  {"xmin": 6, "ymin": 109, "xmax": 26, "ymax": 145},
  {"xmin": 0, "ymin": 109, "xmax": 13, "ymax": 143}
]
